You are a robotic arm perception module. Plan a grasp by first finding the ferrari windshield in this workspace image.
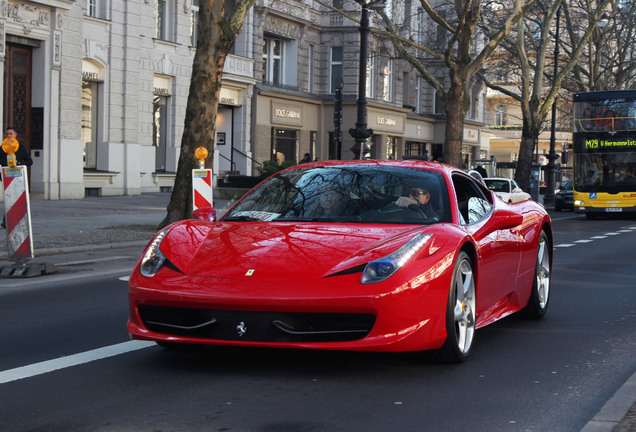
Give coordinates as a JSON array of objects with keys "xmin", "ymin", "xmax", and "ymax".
[{"xmin": 224, "ymin": 165, "xmax": 451, "ymax": 224}]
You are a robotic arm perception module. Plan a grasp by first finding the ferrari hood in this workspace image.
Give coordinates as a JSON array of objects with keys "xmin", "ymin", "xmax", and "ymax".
[{"xmin": 159, "ymin": 221, "xmax": 429, "ymax": 279}]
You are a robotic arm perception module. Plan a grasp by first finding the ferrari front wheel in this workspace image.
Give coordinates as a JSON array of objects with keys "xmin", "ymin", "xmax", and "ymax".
[
  {"xmin": 438, "ymin": 251, "xmax": 476, "ymax": 363},
  {"xmin": 522, "ymin": 231, "xmax": 551, "ymax": 319}
]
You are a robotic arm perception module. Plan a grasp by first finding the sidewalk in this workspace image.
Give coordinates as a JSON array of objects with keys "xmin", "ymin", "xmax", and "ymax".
[
  {"xmin": 0, "ymin": 193, "xmax": 634, "ymax": 432},
  {"xmin": 0, "ymin": 192, "xmax": 234, "ymax": 260}
]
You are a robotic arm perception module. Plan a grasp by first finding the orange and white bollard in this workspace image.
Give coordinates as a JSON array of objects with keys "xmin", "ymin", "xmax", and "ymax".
[
  {"xmin": 192, "ymin": 146, "xmax": 213, "ymax": 211},
  {"xmin": 2, "ymin": 165, "xmax": 34, "ymax": 261}
]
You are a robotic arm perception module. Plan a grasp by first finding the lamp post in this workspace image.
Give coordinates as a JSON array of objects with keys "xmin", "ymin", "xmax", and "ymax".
[
  {"xmin": 349, "ymin": 0, "xmax": 384, "ymax": 159},
  {"xmin": 544, "ymin": 6, "xmax": 561, "ymax": 208},
  {"xmin": 545, "ymin": 10, "xmax": 609, "ymax": 207}
]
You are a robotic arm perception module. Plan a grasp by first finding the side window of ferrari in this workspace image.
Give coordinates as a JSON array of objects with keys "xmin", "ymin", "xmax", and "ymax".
[{"xmin": 452, "ymin": 173, "xmax": 493, "ymax": 225}]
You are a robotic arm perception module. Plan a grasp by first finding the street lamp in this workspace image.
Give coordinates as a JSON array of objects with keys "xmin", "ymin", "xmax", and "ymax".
[
  {"xmin": 349, "ymin": 0, "xmax": 384, "ymax": 159},
  {"xmin": 545, "ymin": 10, "xmax": 609, "ymax": 207}
]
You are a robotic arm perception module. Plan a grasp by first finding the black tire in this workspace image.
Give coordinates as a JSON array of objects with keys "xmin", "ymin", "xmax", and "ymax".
[
  {"xmin": 438, "ymin": 251, "xmax": 476, "ymax": 363},
  {"xmin": 522, "ymin": 231, "xmax": 551, "ymax": 319}
]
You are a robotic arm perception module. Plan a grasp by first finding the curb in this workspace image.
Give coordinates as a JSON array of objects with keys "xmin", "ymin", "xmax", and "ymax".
[
  {"xmin": 580, "ymin": 370, "xmax": 636, "ymax": 432},
  {"xmin": 0, "ymin": 240, "xmax": 150, "ymax": 262}
]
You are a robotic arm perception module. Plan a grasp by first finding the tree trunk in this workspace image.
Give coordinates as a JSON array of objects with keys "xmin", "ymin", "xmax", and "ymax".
[
  {"xmin": 443, "ymin": 73, "xmax": 467, "ymax": 168},
  {"xmin": 159, "ymin": 0, "xmax": 254, "ymax": 228},
  {"xmin": 514, "ymin": 121, "xmax": 542, "ymax": 192}
]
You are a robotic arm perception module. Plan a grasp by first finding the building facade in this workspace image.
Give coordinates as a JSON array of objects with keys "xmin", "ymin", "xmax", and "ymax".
[{"xmin": 1, "ymin": 0, "xmax": 487, "ymax": 201}]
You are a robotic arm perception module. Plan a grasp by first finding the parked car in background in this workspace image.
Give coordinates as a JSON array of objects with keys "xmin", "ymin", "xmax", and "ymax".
[
  {"xmin": 554, "ymin": 180, "xmax": 574, "ymax": 211},
  {"xmin": 484, "ymin": 178, "xmax": 532, "ymax": 203}
]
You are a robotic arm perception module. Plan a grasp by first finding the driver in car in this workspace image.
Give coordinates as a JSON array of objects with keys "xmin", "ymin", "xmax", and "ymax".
[{"xmin": 394, "ymin": 187, "xmax": 439, "ymax": 220}]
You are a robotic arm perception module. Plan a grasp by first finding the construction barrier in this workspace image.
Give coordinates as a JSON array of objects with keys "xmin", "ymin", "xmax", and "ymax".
[
  {"xmin": 192, "ymin": 168, "xmax": 214, "ymax": 211},
  {"xmin": 2, "ymin": 165, "xmax": 34, "ymax": 261}
]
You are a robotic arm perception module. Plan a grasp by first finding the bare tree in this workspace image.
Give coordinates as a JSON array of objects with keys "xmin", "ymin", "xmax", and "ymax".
[
  {"xmin": 564, "ymin": 0, "xmax": 636, "ymax": 92},
  {"xmin": 372, "ymin": 0, "xmax": 535, "ymax": 168},
  {"xmin": 160, "ymin": 0, "xmax": 256, "ymax": 227},
  {"xmin": 480, "ymin": 0, "xmax": 612, "ymax": 191}
]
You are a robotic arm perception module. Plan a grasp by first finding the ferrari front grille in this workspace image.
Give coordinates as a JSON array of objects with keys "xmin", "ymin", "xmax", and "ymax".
[{"xmin": 138, "ymin": 305, "xmax": 376, "ymax": 343}]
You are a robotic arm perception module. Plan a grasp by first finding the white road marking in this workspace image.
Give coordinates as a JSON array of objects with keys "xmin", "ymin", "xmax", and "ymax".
[
  {"xmin": 57, "ymin": 256, "xmax": 132, "ymax": 266},
  {"xmin": 591, "ymin": 236, "xmax": 607, "ymax": 240},
  {"xmin": 0, "ymin": 340, "xmax": 155, "ymax": 384},
  {"xmin": 574, "ymin": 239, "xmax": 594, "ymax": 243},
  {"xmin": 119, "ymin": 276, "xmax": 130, "ymax": 282},
  {"xmin": 555, "ymin": 244, "xmax": 575, "ymax": 248}
]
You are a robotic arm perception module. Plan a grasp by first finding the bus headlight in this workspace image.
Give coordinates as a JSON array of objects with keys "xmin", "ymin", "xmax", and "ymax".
[{"xmin": 574, "ymin": 200, "xmax": 585, "ymax": 206}]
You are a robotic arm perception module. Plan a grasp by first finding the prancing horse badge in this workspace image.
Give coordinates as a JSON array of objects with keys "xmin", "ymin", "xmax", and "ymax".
[{"xmin": 236, "ymin": 321, "xmax": 247, "ymax": 337}]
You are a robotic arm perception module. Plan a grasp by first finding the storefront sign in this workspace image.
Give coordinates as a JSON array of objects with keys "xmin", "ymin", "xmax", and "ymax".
[
  {"xmin": 463, "ymin": 128, "xmax": 479, "ymax": 143},
  {"xmin": 368, "ymin": 109, "xmax": 404, "ymax": 133},
  {"xmin": 219, "ymin": 88, "xmax": 241, "ymax": 106},
  {"xmin": 272, "ymin": 102, "xmax": 303, "ymax": 126}
]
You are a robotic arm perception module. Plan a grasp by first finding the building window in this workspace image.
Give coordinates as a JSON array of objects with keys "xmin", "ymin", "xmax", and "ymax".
[
  {"xmin": 330, "ymin": 46, "xmax": 343, "ymax": 94},
  {"xmin": 495, "ymin": 104, "xmax": 507, "ymax": 126},
  {"xmin": 190, "ymin": 0, "xmax": 199, "ymax": 47},
  {"xmin": 85, "ymin": 0, "xmax": 97, "ymax": 17},
  {"xmin": 366, "ymin": 54, "xmax": 375, "ymax": 98},
  {"xmin": 272, "ymin": 128, "xmax": 298, "ymax": 163},
  {"xmin": 263, "ymin": 36, "xmax": 297, "ymax": 88},
  {"xmin": 82, "ymin": 80, "xmax": 99, "ymax": 169},
  {"xmin": 434, "ymin": 89, "xmax": 445, "ymax": 114},
  {"xmin": 154, "ymin": 95, "xmax": 170, "ymax": 171},
  {"xmin": 308, "ymin": 44, "xmax": 315, "ymax": 93},
  {"xmin": 382, "ymin": 59, "xmax": 393, "ymax": 102},
  {"xmin": 84, "ymin": 0, "xmax": 107, "ymax": 19},
  {"xmin": 156, "ymin": 0, "xmax": 173, "ymax": 41},
  {"xmin": 416, "ymin": 8, "xmax": 424, "ymax": 45},
  {"xmin": 402, "ymin": 71, "xmax": 410, "ymax": 108},
  {"xmin": 263, "ymin": 37, "xmax": 282, "ymax": 85}
]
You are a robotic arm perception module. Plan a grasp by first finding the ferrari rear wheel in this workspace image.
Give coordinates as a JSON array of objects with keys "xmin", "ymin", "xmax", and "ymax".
[
  {"xmin": 522, "ymin": 231, "xmax": 551, "ymax": 319},
  {"xmin": 439, "ymin": 251, "xmax": 476, "ymax": 363}
]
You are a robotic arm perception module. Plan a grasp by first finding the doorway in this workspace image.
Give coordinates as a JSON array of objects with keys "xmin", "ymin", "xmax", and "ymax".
[{"xmin": 4, "ymin": 43, "xmax": 33, "ymax": 150}]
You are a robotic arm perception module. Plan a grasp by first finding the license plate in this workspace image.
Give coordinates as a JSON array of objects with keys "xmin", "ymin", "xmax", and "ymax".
[{"xmin": 606, "ymin": 207, "xmax": 623, "ymax": 212}]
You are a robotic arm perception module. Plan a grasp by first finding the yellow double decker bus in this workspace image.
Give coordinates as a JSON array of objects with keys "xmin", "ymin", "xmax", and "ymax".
[{"xmin": 573, "ymin": 90, "xmax": 636, "ymax": 218}]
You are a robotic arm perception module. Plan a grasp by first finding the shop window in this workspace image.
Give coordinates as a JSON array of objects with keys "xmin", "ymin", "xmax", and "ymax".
[
  {"xmin": 386, "ymin": 136, "xmax": 398, "ymax": 160},
  {"xmin": 406, "ymin": 141, "xmax": 428, "ymax": 158},
  {"xmin": 82, "ymin": 80, "xmax": 100, "ymax": 169},
  {"xmin": 154, "ymin": 95, "xmax": 170, "ymax": 171},
  {"xmin": 272, "ymin": 128, "xmax": 298, "ymax": 163}
]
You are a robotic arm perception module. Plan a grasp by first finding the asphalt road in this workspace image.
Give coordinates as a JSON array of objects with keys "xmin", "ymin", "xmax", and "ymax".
[{"xmin": 0, "ymin": 213, "xmax": 635, "ymax": 432}]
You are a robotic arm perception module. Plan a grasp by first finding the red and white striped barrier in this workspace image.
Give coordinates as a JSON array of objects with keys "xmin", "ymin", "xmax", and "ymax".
[
  {"xmin": 2, "ymin": 165, "xmax": 33, "ymax": 261},
  {"xmin": 192, "ymin": 168, "xmax": 214, "ymax": 211}
]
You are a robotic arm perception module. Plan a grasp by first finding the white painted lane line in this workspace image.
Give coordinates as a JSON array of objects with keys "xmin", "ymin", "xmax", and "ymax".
[
  {"xmin": 574, "ymin": 239, "xmax": 594, "ymax": 243},
  {"xmin": 555, "ymin": 244, "xmax": 576, "ymax": 248},
  {"xmin": 119, "ymin": 276, "xmax": 130, "ymax": 282},
  {"xmin": 0, "ymin": 340, "xmax": 155, "ymax": 384},
  {"xmin": 591, "ymin": 236, "xmax": 607, "ymax": 240},
  {"xmin": 57, "ymin": 256, "xmax": 133, "ymax": 266},
  {"xmin": 617, "ymin": 230, "xmax": 632, "ymax": 233},
  {"xmin": 605, "ymin": 232, "xmax": 621, "ymax": 236}
]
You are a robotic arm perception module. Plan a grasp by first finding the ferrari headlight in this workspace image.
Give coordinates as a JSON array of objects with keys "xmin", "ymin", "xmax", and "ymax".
[
  {"xmin": 140, "ymin": 229, "xmax": 170, "ymax": 277},
  {"xmin": 361, "ymin": 234, "xmax": 433, "ymax": 284}
]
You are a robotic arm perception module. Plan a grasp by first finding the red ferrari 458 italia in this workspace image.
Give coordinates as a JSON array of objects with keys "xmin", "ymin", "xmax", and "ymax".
[{"xmin": 128, "ymin": 160, "xmax": 552, "ymax": 362}]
